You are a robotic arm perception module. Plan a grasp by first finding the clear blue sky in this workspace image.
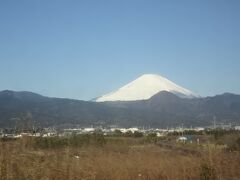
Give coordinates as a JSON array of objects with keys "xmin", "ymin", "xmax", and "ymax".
[{"xmin": 0, "ymin": 0, "xmax": 240, "ymax": 100}]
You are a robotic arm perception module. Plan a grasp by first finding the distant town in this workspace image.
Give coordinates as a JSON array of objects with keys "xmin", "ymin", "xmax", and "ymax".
[{"xmin": 1, "ymin": 122, "xmax": 240, "ymax": 139}]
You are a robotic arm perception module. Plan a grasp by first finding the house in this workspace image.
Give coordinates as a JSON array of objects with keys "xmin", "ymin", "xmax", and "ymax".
[
  {"xmin": 156, "ymin": 132, "xmax": 165, "ymax": 137},
  {"xmin": 235, "ymin": 126, "xmax": 240, "ymax": 130},
  {"xmin": 127, "ymin": 128, "xmax": 139, "ymax": 133},
  {"xmin": 2, "ymin": 134, "xmax": 15, "ymax": 138},
  {"xmin": 83, "ymin": 128, "xmax": 95, "ymax": 133},
  {"xmin": 177, "ymin": 136, "xmax": 187, "ymax": 143}
]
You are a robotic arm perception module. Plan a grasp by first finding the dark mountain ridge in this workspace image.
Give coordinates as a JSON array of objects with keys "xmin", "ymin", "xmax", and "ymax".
[{"xmin": 0, "ymin": 90, "xmax": 240, "ymax": 128}]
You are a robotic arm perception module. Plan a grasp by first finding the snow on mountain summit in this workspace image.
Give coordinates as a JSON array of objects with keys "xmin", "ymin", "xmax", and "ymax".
[{"xmin": 95, "ymin": 74, "xmax": 199, "ymax": 102}]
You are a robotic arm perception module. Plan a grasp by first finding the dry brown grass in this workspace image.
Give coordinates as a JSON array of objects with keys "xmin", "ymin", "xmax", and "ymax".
[{"xmin": 0, "ymin": 138, "xmax": 240, "ymax": 180}]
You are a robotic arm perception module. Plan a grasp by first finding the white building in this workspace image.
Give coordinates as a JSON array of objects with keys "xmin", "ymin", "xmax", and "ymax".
[
  {"xmin": 83, "ymin": 128, "xmax": 95, "ymax": 133},
  {"xmin": 235, "ymin": 126, "xmax": 240, "ymax": 130},
  {"xmin": 177, "ymin": 136, "xmax": 187, "ymax": 143}
]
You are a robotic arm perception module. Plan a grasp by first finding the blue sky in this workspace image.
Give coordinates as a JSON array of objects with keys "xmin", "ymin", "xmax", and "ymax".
[{"xmin": 0, "ymin": 0, "xmax": 240, "ymax": 100}]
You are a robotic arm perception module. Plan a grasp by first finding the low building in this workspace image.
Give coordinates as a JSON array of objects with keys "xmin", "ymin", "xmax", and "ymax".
[
  {"xmin": 235, "ymin": 126, "xmax": 240, "ymax": 130},
  {"xmin": 83, "ymin": 128, "xmax": 95, "ymax": 133},
  {"xmin": 177, "ymin": 136, "xmax": 187, "ymax": 143}
]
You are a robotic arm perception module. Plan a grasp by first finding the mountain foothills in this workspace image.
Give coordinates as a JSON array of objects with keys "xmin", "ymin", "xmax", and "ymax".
[
  {"xmin": 0, "ymin": 89, "xmax": 240, "ymax": 128},
  {"xmin": 0, "ymin": 74, "xmax": 240, "ymax": 128}
]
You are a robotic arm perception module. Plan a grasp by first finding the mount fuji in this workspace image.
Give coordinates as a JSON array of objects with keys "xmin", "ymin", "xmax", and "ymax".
[{"xmin": 95, "ymin": 74, "xmax": 199, "ymax": 102}]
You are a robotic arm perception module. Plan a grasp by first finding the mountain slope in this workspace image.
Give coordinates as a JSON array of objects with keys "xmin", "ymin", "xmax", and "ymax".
[
  {"xmin": 95, "ymin": 74, "xmax": 199, "ymax": 102},
  {"xmin": 0, "ymin": 90, "xmax": 124, "ymax": 128},
  {"xmin": 102, "ymin": 91, "xmax": 240, "ymax": 127},
  {"xmin": 0, "ymin": 90, "xmax": 240, "ymax": 128}
]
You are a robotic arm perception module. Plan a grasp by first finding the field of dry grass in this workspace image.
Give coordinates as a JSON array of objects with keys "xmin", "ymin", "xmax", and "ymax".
[{"xmin": 0, "ymin": 136, "xmax": 240, "ymax": 180}]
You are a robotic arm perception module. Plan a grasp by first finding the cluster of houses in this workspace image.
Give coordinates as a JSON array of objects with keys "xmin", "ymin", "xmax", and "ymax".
[
  {"xmin": 0, "ymin": 128, "xmax": 57, "ymax": 138},
  {"xmin": 0, "ymin": 124, "xmax": 240, "ymax": 140},
  {"xmin": 62, "ymin": 126, "xmax": 205, "ymax": 136},
  {"xmin": 0, "ymin": 126, "xmax": 197, "ymax": 138}
]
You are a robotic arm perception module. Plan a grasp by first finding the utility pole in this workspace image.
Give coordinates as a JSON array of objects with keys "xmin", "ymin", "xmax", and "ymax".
[
  {"xmin": 213, "ymin": 116, "xmax": 216, "ymax": 129},
  {"xmin": 182, "ymin": 124, "xmax": 184, "ymax": 137}
]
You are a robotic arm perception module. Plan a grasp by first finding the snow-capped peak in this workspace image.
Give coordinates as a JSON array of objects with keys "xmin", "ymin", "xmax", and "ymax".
[{"xmin": 95, "ymin": 74, "xmax": 199, "ymax": 102}]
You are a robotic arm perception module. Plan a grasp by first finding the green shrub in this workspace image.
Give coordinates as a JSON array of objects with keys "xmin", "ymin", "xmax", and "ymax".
[
  {"xmin": 113, "ymin": 129, "xmax": 123, "ymax": 137},
  {"xmin": 92, "ymin": 132, "xmax": 106, "ymax": 147},
  {"xmin": 124, "ymin": 131, "xmax": 133, "ymax": 137},
  {"xmin": 227, "ymin": 136, "xmax": 240, "ymax": 151},
  {"xmin": 133, "ymin": 131, "xmax": 143, "ymax": 138}
]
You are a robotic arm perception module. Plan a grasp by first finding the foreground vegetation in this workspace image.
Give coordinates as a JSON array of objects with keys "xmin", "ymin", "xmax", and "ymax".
[{"xmin": 0, "ymin": 131, "xmax": 240, "ymax": 180}]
